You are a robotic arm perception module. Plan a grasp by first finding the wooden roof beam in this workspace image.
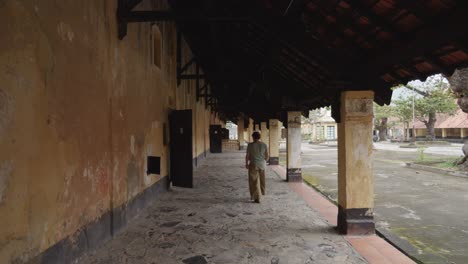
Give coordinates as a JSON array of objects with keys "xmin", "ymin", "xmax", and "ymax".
[
  {"xmin": 340, "ymin": 0, "xmax": 402, "ymax": 39},
  {"xmin": 277, "ymin": 58, "xmax": 324, "ymax": 88},
  {"xmin": 242, "ymin": 17, "xmax": 333, "ymax": 78},
  {"xmin": 238, "ymin": 23, "xmax": 331, "ymax": 86},
  {"xmin": 271, "ymin": 65, "xmax": 315, "ymax": 92},
  {"xmin": 117, "ymin": 0, "xmax": 144, "ymax": 39},
  {"xmin": 272, "ymin": 63, "xmax": 320, "ymax": 91},
  {"xmin": 250, "ymin": 20, "xmax": 343, "ymax": 75},
  {"xmin": 125, "ymin": 11, "xmax": 251, "ymax": 22},
  {"xmin": 126, "ymin": 0, "xmax": 144, "ymax": 10},
  {"xmin": 362, "ymin": 7, "xmax": 467, "ymax": 80},
  {"xmin": 395, "ymin": 0, "xmax": 446, "ymax": 23},
  {"xmin": 422, "ymin": 55, "xmax": 452, "ymax": 76},
  {"xmin": 302, "ymin": 7, "xmax": 367, "ymax": 55}
]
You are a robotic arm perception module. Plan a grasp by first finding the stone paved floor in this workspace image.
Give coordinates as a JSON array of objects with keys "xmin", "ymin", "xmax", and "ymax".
[{"xmin": 78, "ymin": 152, "xmax": 366, "ymax": 264}]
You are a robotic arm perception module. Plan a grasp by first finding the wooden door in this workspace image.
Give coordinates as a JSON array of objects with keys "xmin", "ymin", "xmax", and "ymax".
[
  {"xmin": 209, "ymin": 125, "xmax": 223, "ymax": 153},
  {"xmin": 169, "ymin": 110, "xmax": 193, "ymax": 188}
]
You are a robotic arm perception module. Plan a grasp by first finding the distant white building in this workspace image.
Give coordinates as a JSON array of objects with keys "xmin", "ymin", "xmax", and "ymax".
[
  {"xmin": 303, "ymin": 108, "xmax": 338, "ymax": 142},
  {"xmin": 225, "ymin": 121, "xmax": 238, "ymax": 140}
]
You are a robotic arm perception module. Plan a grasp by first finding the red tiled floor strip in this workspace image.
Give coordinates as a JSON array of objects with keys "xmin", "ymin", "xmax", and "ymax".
[{"xmin": 270, "ymin": 165, "xmax": 416, "ymax": 264}]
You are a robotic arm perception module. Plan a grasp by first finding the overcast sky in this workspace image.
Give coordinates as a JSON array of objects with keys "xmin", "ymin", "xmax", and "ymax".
[{"xmin": 390, "ymin": 74, "xmax": 448, "ymax": 103}]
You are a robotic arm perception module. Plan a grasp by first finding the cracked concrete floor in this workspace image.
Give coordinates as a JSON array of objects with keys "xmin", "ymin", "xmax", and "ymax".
[
  {"xmin": 78, "ymin": 151, "xmax": 366, "ymax": 264},
  {"xmin": 295, "ymin": 143, "xmax": 468, "ymax": 263}
]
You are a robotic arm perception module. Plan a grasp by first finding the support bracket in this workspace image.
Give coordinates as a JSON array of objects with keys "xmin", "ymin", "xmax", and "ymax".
[
  {"xmin": 117, "ymin": 0, "xmax": 144, "ymax": 39},
  {"xmin": 176, "ymin": 29, "xmax": 206, "ymax": 85}
]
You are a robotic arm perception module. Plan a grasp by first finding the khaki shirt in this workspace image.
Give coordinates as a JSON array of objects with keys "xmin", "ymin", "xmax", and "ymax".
[{"xmin": 247, "ymin": 141, "xmax": 267, "ymax": 170}]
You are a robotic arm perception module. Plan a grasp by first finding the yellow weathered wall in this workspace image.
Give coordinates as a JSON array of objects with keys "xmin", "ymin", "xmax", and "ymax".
[
  {"xmin": 446, "ymin": 128, "xmax": 461, "ymax": 138},
  {"xmin": 0, "ymin": 0, "xmax": 214, "ymax": 262},
  {"xmin": 415, "ymin": 128, "xmax": 427, "ymax": 137},
  {"xmin": 417, "ymin": 128, "xmax": 462, "ymax": 138}
]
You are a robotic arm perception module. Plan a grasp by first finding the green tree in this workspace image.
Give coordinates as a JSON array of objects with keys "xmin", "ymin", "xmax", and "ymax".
[
  {"xmin": 374, "ymin": 103, "xmax": 394, "ymax": 141},
  {"xmin": 448, "ymin": 68, "xmax": 468, "ymax": 169},
  {"xmin": 392, "ymin": 99, "xmax": 413, "ymax": 140},
  {"xmin": 396, "ymin": 75, "xmax": 458, "ymax": 140}
]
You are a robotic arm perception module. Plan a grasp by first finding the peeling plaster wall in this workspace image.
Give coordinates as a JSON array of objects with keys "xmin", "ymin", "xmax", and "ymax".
[{"xmin": 0, "ymin": 0, "xmax": 214, "ymax": 262}]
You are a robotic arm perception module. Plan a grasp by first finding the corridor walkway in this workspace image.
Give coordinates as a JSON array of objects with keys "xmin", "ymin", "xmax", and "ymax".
[{"xmin": 78, "ymin": 152, "xmax": 366, "ymax": 264}]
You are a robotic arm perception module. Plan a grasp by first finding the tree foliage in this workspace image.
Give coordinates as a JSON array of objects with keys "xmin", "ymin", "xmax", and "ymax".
[
  {"xmin": 393, "ymin": 74, "xmax": 458, "ymax": 140},
  {"xmin": 374, "ymin": 103, "xmax": 394, "ymax": 121},
  {"xmin": 448, "ymin": 68, "xmax": 468, "ymax": 169},
  {"xmin": 392, "ymin": 99, "xmax": 412, "ymax": 123},
  {"xmin": 373, "ymin": 103, "xmax": 394, "ymax": 141}
]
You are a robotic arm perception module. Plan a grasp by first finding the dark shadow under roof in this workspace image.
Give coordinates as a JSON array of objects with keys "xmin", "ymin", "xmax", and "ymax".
[{"xmin": 120, "ymin": 0, "xmax": 468, "ymax": 121}]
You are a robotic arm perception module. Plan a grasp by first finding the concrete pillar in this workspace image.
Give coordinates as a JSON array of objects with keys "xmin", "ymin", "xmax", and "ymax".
[
  {"xmin": 311, "ymin": 123, "xmax": 316, "ymax": 142},
  {"xmin": 237, "ymin": 118, "xmax": 245, "ymax": 150},
  {"xmin": 248, "ymin": 118, "xmax": 254, "ymax": 142},
  {"xmin": 260, "ymin": 122, "xmax": 269, "ymax": 146},
  {"xmin": 442, "ymin": 128, "xmax": 447, "ymax": 138},
  {"xmin": 461, "ymin": 128, "xmax": 465, "ymax": 138},
  {"xmin": 268, "ymin": 119, "xmax": 280, "ymax": 165},
  {"xmin": 286, "ymin": 111, "xmax": 302, "ymax": 182},
  {"xmin": 337, "ymin": 91, "xmax": 375, "ymax": 235}
]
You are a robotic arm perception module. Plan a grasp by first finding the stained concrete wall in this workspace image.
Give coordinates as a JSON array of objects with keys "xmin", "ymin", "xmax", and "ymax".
[
  {"xmin": 0, "ymin": 0, "xmax": 215, "ymax": 262},
  {"xmin": 337, "ymin": 91, "xmax": 374, "ymax": 209},
  {"xmin": 286, "ymin": 112, "xmax": 302, "ymax": 170}
]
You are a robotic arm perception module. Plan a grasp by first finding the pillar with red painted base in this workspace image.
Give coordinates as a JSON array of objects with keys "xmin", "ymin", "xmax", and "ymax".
[
  {"xmin": 247, "ymin": 118, "xmax": 254, "ymax": 143},
  {"xmin": 337, "ymin": 91, "xmax": 375, "ymax": 235},
  {"xmin": 237, "ymin": 117, "xmax": 245, "ymax": 150},
  {"xmin": 260, "ymin": 122, "xmax": 269, "ymax": 147},
  {"xmin": 269, "ymin": 119, "xmax": 280, "ymax": 165},
  {"xmin": 286, "ymin": 111, "xmax": 302, "ymax": 182}
]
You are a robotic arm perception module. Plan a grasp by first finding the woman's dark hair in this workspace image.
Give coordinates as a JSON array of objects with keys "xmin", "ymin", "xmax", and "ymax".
[{"xmin": 252, "ymin": 131, "xmax": 261, "ymax": 140}]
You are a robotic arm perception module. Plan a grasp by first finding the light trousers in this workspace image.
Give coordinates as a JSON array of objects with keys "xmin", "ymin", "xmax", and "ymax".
[{"xmin": 248, "ymin": 165, "xmax": 265, "ymax": 201}]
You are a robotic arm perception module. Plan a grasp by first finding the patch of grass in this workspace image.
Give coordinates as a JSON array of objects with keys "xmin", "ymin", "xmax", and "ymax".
[
  {"xmin": 414, "ymin": 157, "xmax": 461, "ymax": 171},
  {"xmin": 433, "ymin": 158, "xmax": 460, "ymax": 170},
  {"xmin": 416, "ymin": 141, "xmax": 450, "ymax": 146},
  {"xmin": 302, "ymin": 174, "xmax": 338, "ymax": 206},
  {"xmin": 414, "ymin": 160, "xmax": 442, "ymax": 165},
  {"xmin": 417, "ymin": 147, "xmax": 427, "ymax": 162},
  {"xmin": 391, "ymin": 227, "xmax": 452, "ymax": 260},
  {"xmin": 400, "ymin": 144, "xmax": 418, "ymax": 148},
  {"xmin": 302, "ymin": 174, "xmax": 319, "ymax": 186}
]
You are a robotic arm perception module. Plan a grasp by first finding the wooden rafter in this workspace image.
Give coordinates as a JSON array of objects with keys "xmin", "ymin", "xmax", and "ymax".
[
  {"xmin": 363, "ymin": 6, "xmax": 467, "ymax": 77},
  {"xmin": 117, "ymin": 0, "xmax": 468, "ymax": 116}
]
